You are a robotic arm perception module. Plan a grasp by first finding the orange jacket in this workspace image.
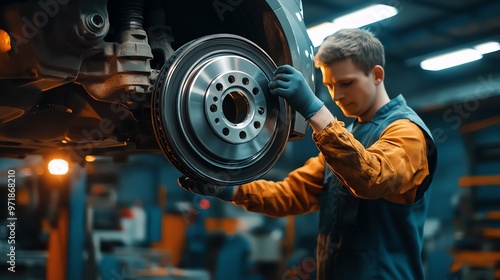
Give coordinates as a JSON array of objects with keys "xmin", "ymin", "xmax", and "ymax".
[{"xmin": 232, "ymin": 119, "xmax": 429, "ymax": 217}]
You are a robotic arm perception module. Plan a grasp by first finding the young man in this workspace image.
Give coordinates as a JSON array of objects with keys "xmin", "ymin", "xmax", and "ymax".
[{"xmin": 178, "ymin": 28, "xmax": 437, "ymax": 279}]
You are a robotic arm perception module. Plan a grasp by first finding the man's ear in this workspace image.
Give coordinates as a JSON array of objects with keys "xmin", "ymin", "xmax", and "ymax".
[{"xmin": 372, "ymin": 65, "xmax": 384, "ymax": 85}]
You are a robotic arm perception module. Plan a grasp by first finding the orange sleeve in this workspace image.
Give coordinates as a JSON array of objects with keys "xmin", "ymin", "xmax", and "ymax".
[
  {"xmin": 232, "ymin": 154, "xmax": 325, "ymax": 217},
  {"xmin": 312, "ymin": 119, "xmax": 429, "ymax": 204}
]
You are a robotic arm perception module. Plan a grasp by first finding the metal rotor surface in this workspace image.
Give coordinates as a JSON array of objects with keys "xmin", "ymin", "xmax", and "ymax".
[{"xmin": 152, "ymin": 34, "xmax": 291, "ymax": 185}]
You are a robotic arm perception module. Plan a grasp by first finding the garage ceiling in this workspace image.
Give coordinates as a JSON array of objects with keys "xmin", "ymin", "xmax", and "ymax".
[{"xmin": 301, "ymin": 0, "xmax": 500, "ymax": 111}]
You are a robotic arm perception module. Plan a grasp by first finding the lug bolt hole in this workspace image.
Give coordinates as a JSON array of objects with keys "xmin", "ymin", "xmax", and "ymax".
[
  {"xmin": 210, "ymin": 104, "xmax": 218, "ymax": 112},
  {"xmin": 258, "ymin": 107, "xmax": 265, "ymax": 115},
  {"xmin": 239, "ymin": 131, "xmax": 247, "ymax": 139},
  {"xmin": 253, "ymin": 87, "xmax": 259, "ymax": 95},
  {"xmin": 223, "ymin": 128, "xmax": 230, "ymax": 136},
  {"xmin": 216, "ymin": 83, "xmax": 223, "ymax": 91},
  {"xmin": 254, "ymin": 121, "xmax": 261, "ymax": 129},
  {"xmin": 242, "ymin": 78, "xmax": 249, "ymax": 85},
  {"xmin": 228, "ymin": 76, "xmax": 235, "ymax": 83}
]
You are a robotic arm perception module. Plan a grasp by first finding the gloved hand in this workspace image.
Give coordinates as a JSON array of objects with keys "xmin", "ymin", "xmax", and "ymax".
[
  {"xmin": 177, "ymin": 176, "xmax": 235, "ymax": 201},
  {"xmin": 268, "ymin": 65, "xmax": 324, "ymax": 120}
]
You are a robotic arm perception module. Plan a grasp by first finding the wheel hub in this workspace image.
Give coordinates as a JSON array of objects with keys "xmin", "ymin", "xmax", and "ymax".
[
  {"xmin": 152, "ymin": 34, "xmax": 290, "ymax": 185},
  {"xmin": 203, "ymin": 64, "xmax": 267, "ymax": 145}
]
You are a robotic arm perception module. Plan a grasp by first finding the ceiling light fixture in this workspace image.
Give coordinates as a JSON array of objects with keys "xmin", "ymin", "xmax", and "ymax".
[
  {"xmin": 307, "ymin": 4, "xmax": 398, "ymax": 47},
  {"xmin": 420, "ymin": 41, "xmax": 499, "ymax": 71},
  {"xmin": 474, "ymin": 41, "xmax": 500, "ymax": 55}
]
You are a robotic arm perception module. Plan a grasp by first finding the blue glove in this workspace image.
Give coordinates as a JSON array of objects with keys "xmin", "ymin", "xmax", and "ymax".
[
  {"xmin": 177, "ymin": 176, "xmax": 235, "ymax": 201},
  {"xmin": 268, "ymin": 65, "xmax": 324, "ymax": 120}
]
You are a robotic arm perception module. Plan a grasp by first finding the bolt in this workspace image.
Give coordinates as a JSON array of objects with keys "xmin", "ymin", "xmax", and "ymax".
[{"xmin": 86, "ymin": 13, "xmax": 105, "ymax": 33}]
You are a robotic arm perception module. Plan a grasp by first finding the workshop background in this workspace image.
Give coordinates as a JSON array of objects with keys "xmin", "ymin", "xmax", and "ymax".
[{"xmin": 1, "ymin": 0, "xmax": 500, "ymax": 279}]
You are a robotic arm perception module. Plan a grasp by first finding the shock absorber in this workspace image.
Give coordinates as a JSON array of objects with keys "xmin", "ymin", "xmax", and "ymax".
[
  {"xmin": 111, "ymin": 0, "xmax": 153, "ymax": 105},
  {"xmin": 117, "ymin": 0, "xmax": 144, "ymax": 32},
  {"xmin": 76, "ymin": 0, "xmax": 153, "ymax": 102},
  {"xmin": 145, "ymin": 0, "xmax": 175, "ymax": 69}
]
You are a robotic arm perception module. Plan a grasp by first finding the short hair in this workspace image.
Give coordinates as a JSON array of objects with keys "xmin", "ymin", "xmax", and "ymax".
[{"xmin": 314, "ymin": 28, "xmax": 385, "ymax": 76}]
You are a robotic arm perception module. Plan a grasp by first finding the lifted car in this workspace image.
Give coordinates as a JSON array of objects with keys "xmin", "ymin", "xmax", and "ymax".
[{"xmin": 0, "ymin": 0, "xmax": 315, "ymax": 185}]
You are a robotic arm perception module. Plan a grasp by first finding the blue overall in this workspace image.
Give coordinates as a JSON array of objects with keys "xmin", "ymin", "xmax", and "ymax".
[{"xmin": 316, "ymin": 95, "xmax": 437, "ymax": 279}]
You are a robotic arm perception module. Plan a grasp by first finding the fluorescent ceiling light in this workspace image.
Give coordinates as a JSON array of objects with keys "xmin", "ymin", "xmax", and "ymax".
[
  {"xmin": 307, "ymin": 4, "xmax": 398, "ymax": 47},
  {"xmin": 420, "ymin": 49, "xmax": 482, "ymax": 71},
  {"xmin": 333, "ymin": 4, "xmax": 398, "ymax": 28},
  {"xmin": 307, "ymin": 23, "xmax": 340, "ymax": 47},
  {"xmin": 474, "ymin": 41, "xmax": 500, "ymax": 54},
  {"xmin": 420, "ymin": 42, "xmax": 500, "ymax": 71}
]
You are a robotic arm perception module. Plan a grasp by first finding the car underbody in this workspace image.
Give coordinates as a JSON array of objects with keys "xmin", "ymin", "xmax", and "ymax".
[{"xmin": 0, "ymin": 0, "xmax": 315, "ymax": 184}]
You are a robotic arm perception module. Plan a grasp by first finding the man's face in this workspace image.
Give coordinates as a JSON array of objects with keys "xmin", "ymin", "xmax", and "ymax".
[{"xmin": 320, "ymin": 59, "xmax": 378, "ymax": 120}]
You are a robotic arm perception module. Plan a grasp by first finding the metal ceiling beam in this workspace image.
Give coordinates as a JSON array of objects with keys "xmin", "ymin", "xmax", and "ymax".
[
  {"xmin": 407, "ymin": 0, "xmax": 460, "ymax": 13},
  {"xmin": 407, "ymin": 71, "xmax": 500, "ymax": 112},
  {"xmin": 381, "ymin": 0, "xmax": 500, "ymax": 60},
  {"xmin": 302, "ymin": 0, "xmax": 371, "ymax": 26}
]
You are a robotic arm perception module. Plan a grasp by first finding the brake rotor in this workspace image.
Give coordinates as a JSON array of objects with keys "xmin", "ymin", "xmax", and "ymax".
[{"xmin": 152, "ymin": 34, "xmax": 291, "ymax": 186}]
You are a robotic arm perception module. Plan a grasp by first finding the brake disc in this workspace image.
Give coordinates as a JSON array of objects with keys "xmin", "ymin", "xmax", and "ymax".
[{"xmin": 152, "ymin": 34, "xmax": 291, "ymax": 186}]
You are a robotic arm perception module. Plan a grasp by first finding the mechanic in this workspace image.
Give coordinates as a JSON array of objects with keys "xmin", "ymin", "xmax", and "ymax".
[{"xmin": 178, "ymin": 28, "xmax": 437, "ymax": 279}]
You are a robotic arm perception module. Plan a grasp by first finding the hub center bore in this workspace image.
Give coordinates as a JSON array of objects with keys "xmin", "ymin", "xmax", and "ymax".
[{"xmin": 202, "ymin": 62, "xmax": 267, "ymax": 145}]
